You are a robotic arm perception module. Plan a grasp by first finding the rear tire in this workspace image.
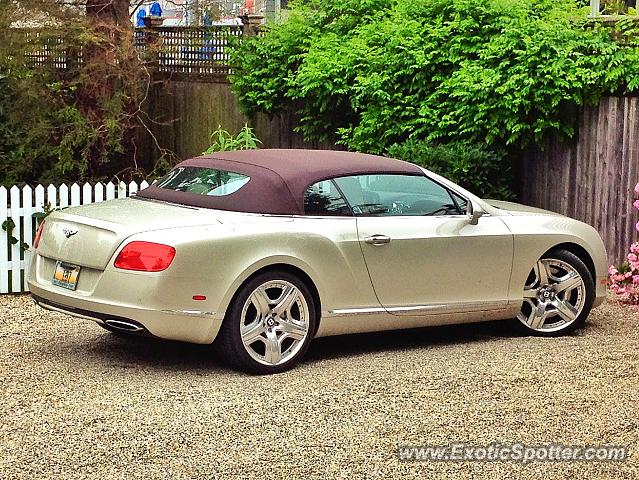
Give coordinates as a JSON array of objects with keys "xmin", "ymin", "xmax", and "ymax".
[
  {"xmin": 516, "ymin": 249, "xmax": 594, "ymax": 337},
  {"xmin": 215, "ymin": 271, "xmax": 317, "ymax": 374}
]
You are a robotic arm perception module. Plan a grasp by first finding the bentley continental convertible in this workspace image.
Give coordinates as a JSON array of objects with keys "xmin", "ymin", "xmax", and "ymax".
[{"xmin": 29, "ymin": 149, "xmax": 608, "ymax": 374}]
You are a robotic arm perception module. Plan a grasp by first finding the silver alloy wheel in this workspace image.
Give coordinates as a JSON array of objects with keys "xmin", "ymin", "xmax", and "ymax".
[
  {"xmin": 239, "ymin": 280, "xmax": 310, "ymax": 366},
  {"xmin": 517, "ymin": 258, "xmax": 586, "ymax": 333}
]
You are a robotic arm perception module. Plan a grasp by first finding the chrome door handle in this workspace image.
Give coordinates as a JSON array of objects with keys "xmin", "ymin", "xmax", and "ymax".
[{"xmin": 364, "ymin": 234, "xmax": 391, "ymax": 246}]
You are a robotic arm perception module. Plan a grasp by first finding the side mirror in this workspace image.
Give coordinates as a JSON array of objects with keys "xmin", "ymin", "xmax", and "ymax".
[{"xmin": 466, "ymin": 201, "xmax": 485, "ymax": 225}]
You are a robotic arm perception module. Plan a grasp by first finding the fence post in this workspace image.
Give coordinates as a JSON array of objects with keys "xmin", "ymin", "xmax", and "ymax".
[
  {"xmin": 0, "ymin": 187, "xmax": 8, "ymax": 294},
  {"xmin": 240, "ymin": 14, "xmax": 264, "ymax": 37},
  {"xmin": 9, "ymin": 187, "xmax": 21, "ymax": 293}
]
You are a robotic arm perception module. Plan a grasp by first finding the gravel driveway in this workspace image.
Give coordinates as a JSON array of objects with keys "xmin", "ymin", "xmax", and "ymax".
[{"xmin": 1, "ymin": 294, "xmax": 637, "ymax": 479}]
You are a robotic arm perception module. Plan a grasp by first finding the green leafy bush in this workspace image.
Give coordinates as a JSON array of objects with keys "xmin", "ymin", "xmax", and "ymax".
[
  {"xmin": 0, "ymin": 7, "xmax": 149, "ymax": 187},
  {"xmin": 0, "ymin": 65, "xmax": 107, "ymax": 186},
  {"xmin": 230, "ymin": 0, "xmax": 639, "ymax": 154},
  {"xmin": 203, "ymin": 124, "xmax": 262, "ymax": 153},
  {"xmin": 387, "ymin": 140, "xmax": 513, "ymax": 199}
]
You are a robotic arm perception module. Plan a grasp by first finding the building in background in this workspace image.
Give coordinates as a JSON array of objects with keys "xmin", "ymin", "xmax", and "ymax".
[
  {"xmin": 132, "ymin": 0, "xmax": 185, "ymax": 26},
  {"xmin": 131, "ymin": 0, "xmax": 248, "ymax": 26},
  {"xmin": 253, "ymin": 0, "xmax": 286, "ymax": 17}
]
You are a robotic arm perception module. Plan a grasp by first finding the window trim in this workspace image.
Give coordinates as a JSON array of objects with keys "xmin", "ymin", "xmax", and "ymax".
[{"xmin": 302, "ymin": 179, "xmax": 354, "ymax": 217}]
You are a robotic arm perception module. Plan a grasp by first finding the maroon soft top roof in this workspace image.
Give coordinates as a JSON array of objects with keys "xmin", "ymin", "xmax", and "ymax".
[{"xmin": 136, "ymin": 149, "xmax": 423, "ymax": 215}]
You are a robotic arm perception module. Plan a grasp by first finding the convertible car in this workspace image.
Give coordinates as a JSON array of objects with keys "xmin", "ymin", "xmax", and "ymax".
[{"xmin": 29, "ymin": 149, "xmax": 607, "ymax": 374}]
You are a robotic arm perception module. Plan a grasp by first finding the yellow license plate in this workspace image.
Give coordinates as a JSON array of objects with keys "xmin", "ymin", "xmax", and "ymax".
[{"xmin": 52, "ymin": 261, "xmax": 81, "ymax": 290}]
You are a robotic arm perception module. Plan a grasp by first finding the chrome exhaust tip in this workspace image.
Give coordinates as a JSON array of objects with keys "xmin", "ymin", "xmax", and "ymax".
[{"xmin": 104, "ymin": 319, "xmax": 145, "ymax": 332}]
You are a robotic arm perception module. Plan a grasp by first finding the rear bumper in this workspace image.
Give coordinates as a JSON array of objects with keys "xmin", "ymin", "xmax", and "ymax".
[
  {"xmin": 28, "ymin": 279, "xmax": 223, "ymax": 345},
  {"xmin": 32, "ymin": 294, "xmax": 154, "ymax": 337}
]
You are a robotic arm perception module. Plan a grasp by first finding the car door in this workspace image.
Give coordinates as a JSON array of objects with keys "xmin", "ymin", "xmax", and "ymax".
[
  {"xmin": 300, "ymin": 178, "xmax": 383, "ymax": 313},
  {"xmin": 333, "ymin": 174, "xmax": 513, "ymax": 315}
]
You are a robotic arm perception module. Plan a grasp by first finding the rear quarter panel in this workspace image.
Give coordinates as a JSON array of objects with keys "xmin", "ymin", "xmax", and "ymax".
[{"xmin": 122, "ymin": 215, "xmax": 379, "ymax": 329}]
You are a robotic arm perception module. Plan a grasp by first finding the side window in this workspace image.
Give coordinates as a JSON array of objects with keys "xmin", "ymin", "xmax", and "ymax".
[
  {"xmin": 303, "ymin": 180, "xmax": 352, "ymax": 216},
  {"xmin": 333, "ymin": 174, "xmax": 464, "ymax": 216}
]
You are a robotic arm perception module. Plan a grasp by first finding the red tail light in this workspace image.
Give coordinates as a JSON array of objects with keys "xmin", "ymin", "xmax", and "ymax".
[
  {"xmin": 34, "ymin": 221, "xmax": 45, "ymax": 249},
  {"xmin": 114, "ymin": 241, "xmax": 176, "ymax": 272}
]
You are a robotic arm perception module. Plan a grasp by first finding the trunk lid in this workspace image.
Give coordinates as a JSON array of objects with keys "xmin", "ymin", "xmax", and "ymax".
[{"xmin": 37, "ymin": 197, "xmax": 220, "ymax": 270}]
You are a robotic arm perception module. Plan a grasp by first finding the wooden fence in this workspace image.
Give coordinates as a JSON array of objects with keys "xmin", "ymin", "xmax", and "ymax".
[
  {"xmin": 22, "ymin": 30, "xmax": 72, "ymax": 70},
  {"xmin": 21, "ymin": 25, "xmax": 243, "ymax": 78},
  {"xmin": 0, "ymin": 181, "xmax": 149, "ymax": 294},
  {"xmin": 143, "ymin": 26, "xmax": 243, "ymax": 78},
  {"xmin": 137, "ymin": 80, "xmax": 337, "ymax": 162},
  {"xmin": 521, "ymin": 96, "xmax": 639, "ymax": 264}
]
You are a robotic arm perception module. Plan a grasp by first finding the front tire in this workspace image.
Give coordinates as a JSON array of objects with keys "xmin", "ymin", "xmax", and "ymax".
[
  {"xmin": 516, "ymin": 249, "xmax": 594, "ymax": 336},
  {"xmin": 215, "ymin": 271, "xmax": 317, "ymax": 374}
]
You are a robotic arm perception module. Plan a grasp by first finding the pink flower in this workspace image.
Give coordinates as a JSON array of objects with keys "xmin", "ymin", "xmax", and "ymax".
[
  {"xmin": 609, "ymin": 183, "xmax": 639, "ymax": 304},
  {"xmin": 612, "ymin": 273, "xmax": 627, "ymax": 282}
]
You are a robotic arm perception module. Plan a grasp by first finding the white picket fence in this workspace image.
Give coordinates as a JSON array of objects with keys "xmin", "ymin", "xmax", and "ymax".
[{"xmin": 0, "ymin": 181, "xmax": 149, "ymax": 294}]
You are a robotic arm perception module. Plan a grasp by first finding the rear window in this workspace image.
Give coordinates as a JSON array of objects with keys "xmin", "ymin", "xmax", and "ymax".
[{"xmin": 155, "ymin": 167, "xmax": 250, "ymax": 196}]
